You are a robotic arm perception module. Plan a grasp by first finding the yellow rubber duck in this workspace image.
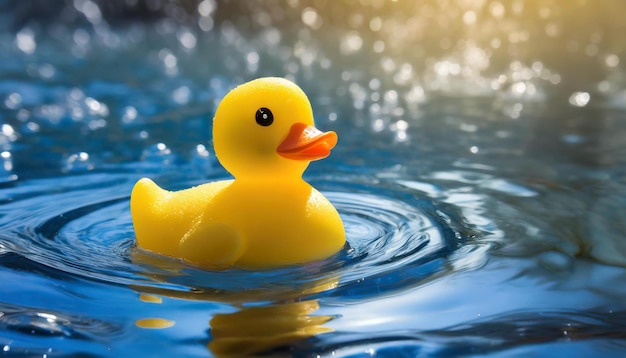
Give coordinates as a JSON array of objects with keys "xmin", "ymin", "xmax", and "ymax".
[{"xmin": 130, "ymin": 77, "xmax": 346, "ymax": 269}]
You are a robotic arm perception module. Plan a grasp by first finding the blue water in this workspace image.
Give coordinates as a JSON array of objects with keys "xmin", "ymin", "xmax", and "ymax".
[{"xmin": 1, "ymin": 1, "xmax": 626, "ymax": 356}]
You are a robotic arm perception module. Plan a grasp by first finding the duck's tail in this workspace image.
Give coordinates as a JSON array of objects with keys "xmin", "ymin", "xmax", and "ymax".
[
  {"xmin": 130, "ymin": 178, "xmax": 177, "ymax": 255},
  {"xmin": 130, "ymin": 178, "xmax": 164, "ymax": 217}
]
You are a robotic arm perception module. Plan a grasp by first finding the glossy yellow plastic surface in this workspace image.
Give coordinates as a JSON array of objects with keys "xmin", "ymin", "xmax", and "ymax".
[{"xmin": 130, "ymin": 77, "xmax": 346, "ymax": 269}]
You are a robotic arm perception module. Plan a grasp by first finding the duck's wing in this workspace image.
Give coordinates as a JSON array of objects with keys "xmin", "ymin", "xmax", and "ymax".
[{"xmin": 179, "ymin": 222, "xmax": 245, "ymax": 268}]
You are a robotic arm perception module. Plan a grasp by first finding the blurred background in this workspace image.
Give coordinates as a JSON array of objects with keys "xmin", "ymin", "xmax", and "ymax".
[{"xmin": 1, "ymin": 0, "xmax": 625, "ymax": 170}]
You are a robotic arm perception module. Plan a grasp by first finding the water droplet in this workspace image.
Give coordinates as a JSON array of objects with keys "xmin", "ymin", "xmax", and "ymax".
[
  {"xmin": 372, "ymin": 118, "xmax": 385, "ymax": 132},
  {"xmin": 63, "ymin": 152, "xmax": 94, "ymax": 173},
  {"xmin": 301, "ymin": 7, "xmax": 322, "ymax": 29},
  {"xmin": 191, "ymin": 144, "xmax": 219, "ymax": 173},
  {"xmin": 73, "ymin": 28, "xmax": 90, "ymax": 46},
  {"xmin": 177, "ymin": 30, "xmax": 197, "ymax": 49},
  {"xmin": 434, "ymin": 60, "xmax": 461, "ymax": 77},
  {"xmin": 511, "ymin": 81, "xmax": 527, "ymax": 95},
  {"xmin": 246, "ymin": 51, "xmax": 259, "ymax": 65},
  {"xmin": 503, "ymin": 102, "xmax": 524, "ymax": 119},
  {"xmin": 368, "ymin": 78, "xmax": 381, "ymax": 91},
  {"xmin": 597, "ymin": 80, "xmax": 611, "ymax": 93},
  {"xmin": 261, "ymin": 28, "xmax": 281, "ymax": 46},
  {"xmin": 38, "ymin": 64, "xmax": 56, "ymax": 79},
  {"xmin": 70, "ymin": 107, "xmax": 85, "ymax": 121},
  {"xmin": 569, "ymin": 92, "xmax": 590, "ymax": 107},
  {"xmin": 158, "ymin": 49, "xmax": 178, "ymax": 74},
  {"xmin": 69, "ymin": 88, "xmax": 85, "ymax": 101},
  {"xmin": 75, "ymin": 0, "xmax": 102, "ymax": 24},
  {"xmin": 121, "ymin": 106, "xmax": 138, "ymax": 124},
  {"xmin": 0, "ymin": 151, "xmax": 17, "ymax": 183},
  {"xmin": 490, "ymin": 2, "xmax": 505, "ymax": 18},
  {"xmin": 4, "ymin": 93, "xmax": 22, "ymax": 109},
  {"xmin": 247, "ymin": 51, "xmax": 260, "ymax": 72},
  {"xmin": 197, "ymin": 0, "xmax": 216, "ymax": 17},
  {"xmin": 198, "ymin": 16, "xmax": 214, "ymax": 32},
  {"xmin": 0, "ymin": 124, "xmax": 18, "ymax": 147},
  {"xmin": 460, "ymin": 123, "xmax": 477, "ymax": 132},
  {"xmin": 136, "ymin": 130, "xmax": 149, "ymax": 140},
  {"xmin": 24, "ymin": 122, "xmax": 40, "ymax": 133},
  {"xmin": 15, "ymin": 28, "xmax": 36, "ymax": 54},
  {"xmin": 369, "ymin": 17, "xmax": 382, "ymax": 32},
  {"xmin": 394, "ymin": 119, "xmax": 408, "ymax": 131},
  {"xmin": 172, "ymin": 86, "xmax": 191, "ymax": 105},
  {"xmin": 87, "ymin": 118, "xmax": 107, "ymax": 130},
  {"xmin": 85, "ymin": 97, "xmax": 109, "ymax": 116},
  {"xmin": 373, "ymin": 40, "xmax": 385, "ymax": 53},
  {"xmin": 405, "ymin": 85, "xmax": 425, "ymax": 105},
  {"xmin": 383, "ymin": 90, "xmax": 398, "ymax": 105},
  {"xmin": 193, "ymin": 144, "xmax": 210, "ymax": 158},
  {"xmin": 16, "ymin": 109, "xmax": 30, "ymax": 122},
  {"xmin": 395, "ymin": 130, "xmax": 408, "ymax": 142},
  {"xmin": 340, "ymin": 31, "xmax": 363, "ymax": 55},
  {"xmin": 393, "ymin": 63, "xmax": 413, "ymax": 85},
  {"xmin": 545, "ymin": 22, "xmax": 560, "ymax": 37},
  {"xmin": 549, "ymin": 73, "xmax": 561, "ymax": 85},
  {"xmin": 37, "ymin": 104, "xmax": 65, "ymax": 124},
  {"xmin": 142, "ymin": 143, "xmax": 174, "ymax": 164},
  {"xmin": 605, "ymin": 54, "xmax": 620, "ymax": 68},
  {"xmin": 463, "ymin": 10, "xmax": 477, "ymax": 25}
]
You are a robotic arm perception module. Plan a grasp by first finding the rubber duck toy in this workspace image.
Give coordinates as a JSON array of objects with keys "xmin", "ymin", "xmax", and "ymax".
[{"xmin": 130, "ymin": 77, "xmax": 345, "ymax": 269}]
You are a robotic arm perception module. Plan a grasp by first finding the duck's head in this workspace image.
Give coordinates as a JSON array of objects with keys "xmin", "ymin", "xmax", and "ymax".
[{"xmin": 213, "ymin": 77, "xmax": 337, "ymax": 180}]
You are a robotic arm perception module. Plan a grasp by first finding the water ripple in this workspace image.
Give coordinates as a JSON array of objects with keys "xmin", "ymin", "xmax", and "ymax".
[
  {"xmin": 299, "ymin": 309, "xmax": 626, "ymax": 357},
  {"xmin": 0, "ymin": 303, "xmax": 121, "ymax": 340},
  {"xmin": 0, "ymin": 172, "xmax": 488, "ymax": 304}
]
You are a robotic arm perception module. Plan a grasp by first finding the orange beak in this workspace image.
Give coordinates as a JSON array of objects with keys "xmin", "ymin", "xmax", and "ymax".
[{"xmin": 277, "ymin": 123, "xmax": 338, "ymax": 161}]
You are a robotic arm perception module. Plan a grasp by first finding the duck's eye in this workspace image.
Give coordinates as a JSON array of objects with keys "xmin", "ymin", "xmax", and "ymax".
[{"xmin": 255, "ymin": 107, "xmax": 274, "ymax": 126}]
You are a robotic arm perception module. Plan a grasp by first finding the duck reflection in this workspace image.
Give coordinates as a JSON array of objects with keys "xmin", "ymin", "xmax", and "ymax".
[
  {"xmin": 131, "ymin": 259, "xmax": 338, "ymax": 356},
  {"xmin": 209, "ymin": 300, "xmax": 332, "ymax": 357},
  {"xmin": 134, "ymin": 288, "xmax": 335, "ymax": 356}
]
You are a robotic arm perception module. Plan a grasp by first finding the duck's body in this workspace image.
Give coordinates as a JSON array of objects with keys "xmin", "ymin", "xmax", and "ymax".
[
  {"xmin": 131, "ymin": 177, "xmax": 344, "ymax": 268},
  {"xmin": 131, "ymin": 77, "xmax": 346, "ymax": 269}
]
